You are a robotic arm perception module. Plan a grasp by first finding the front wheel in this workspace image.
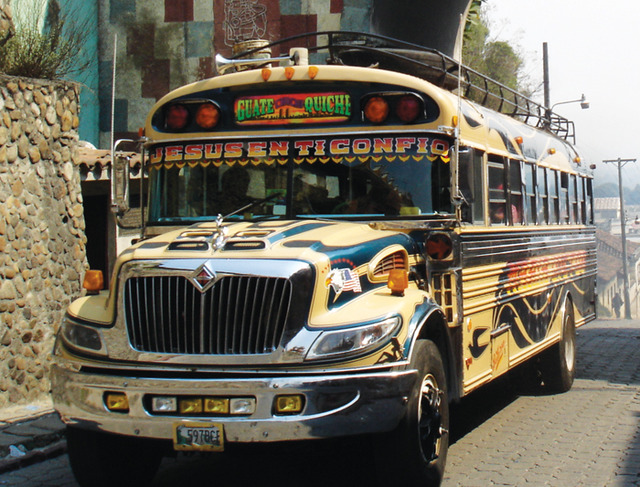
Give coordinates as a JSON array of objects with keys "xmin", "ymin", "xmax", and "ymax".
[
  {"xmin": 375, "ymin": 339, "xmax": 449, "ymax": 486},
  {"xmin": 540, "ymin": 298, "xmax": 576, "ymax": 393},
  {"xmin": 66, "ymin": 427, "xmax": 164, "ymax": 487}
]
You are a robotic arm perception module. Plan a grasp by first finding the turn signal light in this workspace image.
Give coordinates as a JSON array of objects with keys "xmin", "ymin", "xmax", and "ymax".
[
  {"xmin": 364, "ymin": 96, "xmax": 390, "ymax": 124},
  {"xmin": 195, "ymin": 103, "xmax": 220, "ymax": 129},
  {"xmin": 165, "ymin": 104, "xmax": 189, "ymax": 130},
  {"xmin": 105, "ymin": 392, "xmax": 129, "ymax": 412},
  {"xmin": 387, "ymin": 269, "xmax": 409, "ymax": 296},
  {"xmin": 83, "ymin": 270, "xmax": 104, "ymax": 293}
]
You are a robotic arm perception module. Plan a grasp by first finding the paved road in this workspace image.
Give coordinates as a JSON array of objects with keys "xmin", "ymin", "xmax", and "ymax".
[{"xmin": 1, "ymin": 319, "xmax": 639, "ymax": 487}]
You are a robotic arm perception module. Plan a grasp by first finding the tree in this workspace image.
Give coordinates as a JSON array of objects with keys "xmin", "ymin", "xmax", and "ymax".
[{"xmin": 463, "ymin": 0, "xmax": 525, "ymax": 93}]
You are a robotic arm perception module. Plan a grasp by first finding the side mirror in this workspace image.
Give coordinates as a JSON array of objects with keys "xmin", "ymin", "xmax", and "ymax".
[{"xmin": 111, "ymin": 139, "xmax": 134, "ymax": 216}]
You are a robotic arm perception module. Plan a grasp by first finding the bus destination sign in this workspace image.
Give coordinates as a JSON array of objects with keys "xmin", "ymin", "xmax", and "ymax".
[{"xmin": 235, "ymin": 92, "xmax": 352, "ymax": 125}]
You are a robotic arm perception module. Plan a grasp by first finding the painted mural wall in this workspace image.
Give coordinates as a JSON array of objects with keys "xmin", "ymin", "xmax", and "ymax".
[
  {"xmin": 99, "ymin": 0, "xmax": 470, "ymax": 149},
  {"xmin": 100, "ymin": 0, "xmax": 359, "ymax": 149}
]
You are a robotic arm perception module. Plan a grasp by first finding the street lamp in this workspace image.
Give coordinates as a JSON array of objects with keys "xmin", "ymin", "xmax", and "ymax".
[{"xmin": 551, "ymin": 94, "xmax": 590, "ymax": 111}]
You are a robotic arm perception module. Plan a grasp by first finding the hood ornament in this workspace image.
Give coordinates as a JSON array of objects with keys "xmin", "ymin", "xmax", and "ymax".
[{"xmin": 211, "ymin": 214, "xmax": 229, "ymax": 251}]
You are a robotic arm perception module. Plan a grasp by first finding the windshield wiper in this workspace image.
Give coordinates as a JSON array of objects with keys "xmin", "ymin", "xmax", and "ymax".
[{"xmin": 222, "ymin": 191, "xmax": 285, "ymax": 220}]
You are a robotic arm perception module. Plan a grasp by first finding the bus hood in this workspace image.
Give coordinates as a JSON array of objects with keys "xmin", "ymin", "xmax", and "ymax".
[{"xmin": 119, "ymin": 219, "xmax": 421, "ymax": 308}]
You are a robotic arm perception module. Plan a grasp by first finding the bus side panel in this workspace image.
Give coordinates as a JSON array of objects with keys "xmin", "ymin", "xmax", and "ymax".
[{"xmin": 458, "ymin": 227, "xmax": 596, "ymax": 394}]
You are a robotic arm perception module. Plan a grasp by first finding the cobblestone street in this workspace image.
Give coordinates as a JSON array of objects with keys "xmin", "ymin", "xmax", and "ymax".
[
  {"xmin": 443, "ymin": 319, "xmax": 640, "ymax": 486},
  {"xmin": 1, "ymin": 319, "xmax": 638, "ymax": 486}
]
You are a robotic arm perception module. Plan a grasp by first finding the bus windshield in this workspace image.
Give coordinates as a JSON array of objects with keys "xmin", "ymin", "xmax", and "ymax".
[{"xmin": 146, "ymin": 135, "xmax": 453, "ymax": 224}]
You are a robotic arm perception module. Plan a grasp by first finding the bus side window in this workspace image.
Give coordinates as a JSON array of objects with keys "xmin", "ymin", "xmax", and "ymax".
[
  {"xmin": 524, "ymin": 162, "xmax": 536, "ymax": 224},
  {"xmin": 570, "ymin": 174, "xmax": 579, "ymax": 223},
  {"xmin": 537, "ymin": 166, "xmax": 549, "ymax": 224},
  {"xmin": 548, "ymin": 170, "xmax": 560, "ymax": 224},
  {"xmin": 560, "ymin": 172, "xmax": 570, "ymax": 223},
  {"xmin": 509, "ymin": 159, "xmax": 524, "ymax": 225},
  {"xmin": 578, "ymin": 176, "xmax": 586, "ymax": 224},
  {"xmin": 586, "ymin": 178, "xmax": 594, "ymax": 224},
  {"xmin": 488, "ymin": 157, "xmax": 506, "ymax": 225},
  {"xmin": 458, "ymin": 148, "xmax": 484, "ymax": 224}
]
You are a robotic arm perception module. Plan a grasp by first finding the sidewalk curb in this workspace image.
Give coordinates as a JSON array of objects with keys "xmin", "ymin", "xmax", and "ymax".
[
  {"xmin": 0, "ymin": 439, "xmax": 67, "ymax": 474},
  {"xmin": 0, "ymin": 411, "xmax": 67, "ymax": 474}
]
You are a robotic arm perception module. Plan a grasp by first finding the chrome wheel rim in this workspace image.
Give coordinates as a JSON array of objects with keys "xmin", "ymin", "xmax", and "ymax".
[{"xmin": 418, "ymin": 374, "xmax": 443, "ymax": 463}]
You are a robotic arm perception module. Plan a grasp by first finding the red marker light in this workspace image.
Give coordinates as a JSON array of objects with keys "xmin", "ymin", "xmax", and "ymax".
[
  {"xmin": 396, "ymin": 95, "xmax": 421, "ymax": 123},
  {"xmin": 195, "ymin": 103, "xmax": 220, "ymax": 129},
  {"xmin": 426, "ymin": 233, "xmax": 453, "ymax": 260},
  {"xmin": 165, "ymin": 104, "xmax": 189, "ymax": 130}
]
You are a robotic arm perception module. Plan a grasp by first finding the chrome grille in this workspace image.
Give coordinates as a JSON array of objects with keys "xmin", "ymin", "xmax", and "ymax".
[{"xmin": 124, "ymin": 275, "xmax": 292, "ymax": 355}]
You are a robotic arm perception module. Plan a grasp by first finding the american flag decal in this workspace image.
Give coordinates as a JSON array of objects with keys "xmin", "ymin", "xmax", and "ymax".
[
  {"xmin": 341, "ymin": 269, "xmax": 362, "ymax": 293},
  {"xmin": 326, "ymin": 268, "xmax": 362, "ymax": 300}
]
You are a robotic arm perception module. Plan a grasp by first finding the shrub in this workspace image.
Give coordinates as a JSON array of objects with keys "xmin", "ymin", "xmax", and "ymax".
[{"xmin": 0, "ymin": 0, "xmax": 91, "ymax": 80}]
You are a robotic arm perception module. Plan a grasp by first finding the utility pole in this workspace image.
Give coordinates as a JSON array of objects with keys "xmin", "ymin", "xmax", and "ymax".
[{"xmin": 603, "ymin": 158, "xmax": 637, "ymax": 319}]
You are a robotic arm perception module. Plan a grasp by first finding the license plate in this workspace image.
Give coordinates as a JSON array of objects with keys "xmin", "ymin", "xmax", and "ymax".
[{"xmin": 173, "ymin": 422, "xmax": 224, "ymax": 452}]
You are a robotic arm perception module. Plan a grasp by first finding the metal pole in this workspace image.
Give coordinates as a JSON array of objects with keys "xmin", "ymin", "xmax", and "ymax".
[
  {"xmin": 543, "ymin": 42, "xmax": 550, "ymax": 109},
  {"xmin": 603, "ymin": 158, "xmax": 637, "ymax": 319},
  {"xmin": 543, "ymin": 42, "xmax": 551, "ymax": 126}
]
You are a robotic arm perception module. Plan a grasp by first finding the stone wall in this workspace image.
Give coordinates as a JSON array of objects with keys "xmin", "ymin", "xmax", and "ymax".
[
  {"xmin": 0, "ymin": 0, "xmax": 13, "ymax": 46},
  {"xmin": 0, "ymin": 75, "xmax": 87, "ymax": 409}
]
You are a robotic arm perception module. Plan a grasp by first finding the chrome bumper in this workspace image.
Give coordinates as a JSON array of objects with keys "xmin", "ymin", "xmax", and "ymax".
[{"xmin": 51, "ymin": 363, "xmax": 417, "ymax": 443}]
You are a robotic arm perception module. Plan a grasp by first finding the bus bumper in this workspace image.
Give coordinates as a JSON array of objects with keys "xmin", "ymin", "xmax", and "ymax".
[{"xmin": 50, "ymin": 363, "xmax": 417, "ymax": 443}]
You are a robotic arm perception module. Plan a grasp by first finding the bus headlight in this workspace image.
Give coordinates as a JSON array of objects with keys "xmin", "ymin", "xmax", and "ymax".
[
  {"xmin": 60, "ymin": 315, "xmax": 107, "ymax": 356},
  {"xmin": 306, "ymin": 317, "xmax": 400, "ymax": 360}
]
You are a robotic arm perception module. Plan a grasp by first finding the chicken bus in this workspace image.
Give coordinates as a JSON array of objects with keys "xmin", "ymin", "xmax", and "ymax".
[{"xmin": 51, "ymin": 32, "xmax": 597, "ymax": 486}]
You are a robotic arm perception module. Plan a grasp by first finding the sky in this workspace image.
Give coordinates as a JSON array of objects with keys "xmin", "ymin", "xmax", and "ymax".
[{"xmin": 485, "ymin": 0, "xmax": 640, "ymax": 187}]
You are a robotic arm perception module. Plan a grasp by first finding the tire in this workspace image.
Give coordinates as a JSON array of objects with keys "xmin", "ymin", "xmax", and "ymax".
[
  {"xmin": 66, "ymin": 427, "xmax": 164, "ymax": 487},
  {"xmin": 376, "ymin": 339, "xmax": 449, "ymax": 486},
  {"xmin": 540, "ymin": 298, "xmax": 576, "ymax": 393}
]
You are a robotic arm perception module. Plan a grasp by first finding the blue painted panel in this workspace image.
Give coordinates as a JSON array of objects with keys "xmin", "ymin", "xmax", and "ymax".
[
  {"xmin": 279, "ymin": 0, "xmax": 302, "ymax": 15},
  {"xmin": 186, "ymin": 22, "xmax": 214, "ymax": 58},
  {"xmin": 110, "ymin": 0, "xmax": 136, "ymax": 22}
]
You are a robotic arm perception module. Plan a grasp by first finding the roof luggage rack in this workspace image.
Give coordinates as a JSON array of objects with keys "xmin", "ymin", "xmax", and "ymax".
[{"xmin": 225, "ymin": 31, "xmax": 575, "ymax": 143}]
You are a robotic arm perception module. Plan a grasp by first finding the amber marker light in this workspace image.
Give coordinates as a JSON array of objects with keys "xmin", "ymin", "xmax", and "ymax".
[
  {"xmin": 274, "ymin": 395, "xmax": 304, "ymax": 414},
  {"xmin": 387, "ymin": 269, "xmax": 409, "ymax": 297},
  {"xmin": 83, "ymin": 270, "xmax": 104, "ymax": 293},
  {"xmin": 105, "ymin": 392, "xmax": 129, "ymax": 412},
  {"xmin": 179, "ymin": 398, "xmax": 203, "ymax": 414},
  {"xmin": 195, "ymin": 103, "xmax": 220, "ymax": 129},
  {"xmin": 364, "ymin": 96, "xmax": 389, "ymax": 124},
  {"xmin": 548, "ymin": 148, "xmax": 556, "ymax": 155},
  {"xmin": 308, "ymin": 66, "xmax": 319, "ymax": 79},
  {"xmin": 261, "ymin": 68, "xmax": 271, "ymax": 81},
  {"xmin": 204, "ymin": 398, "xmax": 230, "ymax": 414},
  {"xmin": 515, "ymin": 136, "xmax": 524, "ymax": 145},
  {"xmin": 285, "ymin": 67, "xmax": 295, "ymax": 80}
]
